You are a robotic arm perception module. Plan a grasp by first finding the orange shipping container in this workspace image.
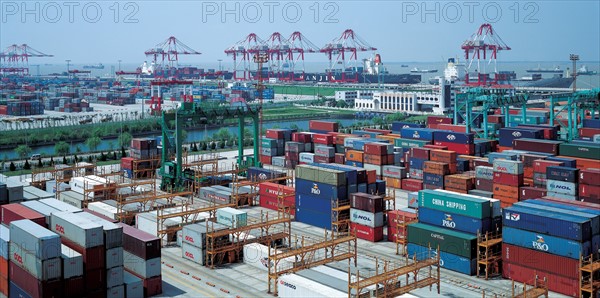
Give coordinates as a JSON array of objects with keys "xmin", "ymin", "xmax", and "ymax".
[
  {"xmin": 383, "ymin": 177, "xmax": 402, "ymax": 189},
  {"xmin": 497, "ymin": 146, "xmax": 512, "ymax": 152},
  {"xmin": 444, "ymin": 175, "xmax": 474, "ymax": 190},
  {"xmin": 523, "ymin": 167, "xmax": 534, "ymax": 179},
  {"xmin": 444, "ymin": 187, "xmax": 469, "ymax": 194},
  {"xmin": 376, "ymin": 135, "xmax": 398, "ymax": 143},
  {"xmin": 0, "ymin": 276, "xmax": 6, "ymax": 296},
  {"xmin": 493, "ymin": 184, "xmax": 519, "ymax": 199},
  {"xmin": 364, "ymin": 154, "xmax": 385, "ymax": 165},
  {"xmin": 429, "ymin": 150, "xmax": 457, "ymax": 163},
  {"xmin": 0, "ymin": 257, "xmax": 6, "ymax": 278},
  {"xmin": 346, "ymin": 150, "xmax": 364, "ymax": 162},
  {"xmin": 557, "ymin": 156, "xmax": 600, "ymax": 170},
  {"xmin": 422, "ymin": 161, "xmax": 450, "ymax": 175},
  {"xmin": 335, "ymin": 134, "xmax": 357, "ymax": 145}
]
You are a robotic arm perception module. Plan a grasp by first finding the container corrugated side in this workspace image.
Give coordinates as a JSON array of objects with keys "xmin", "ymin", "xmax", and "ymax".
[
  {"xmin": 407, "ymin": 223, "xmax": 477, "ymax": 259},
  {"xmin": 117, "ymin": 223, "xmax": 161, "ymax": 260},
  {"xmin": 76, "ymin": 212, "xmax": 123, "ymax": 249},
  {"xmin": 123, "ymin": 250, "xmax": 161, "ymax": 279},
  {"xmin": 0, "ymin": 225, "xmax": 8, "ymax": 260},
  {"xmin": 516, "ymin": 201, "xmax": 599, "ymax": 235},
  {"xmin": 417, "ymin": 207, "xmax": 495, "ymax": 235},
  {"xmin": 106, "ymin": 247, "xmax": 124, "ymax": 269},
  {"xmin": 182, "ymin": 242, "xmax": 204, "ymax": 265},
  {"xmin": 502, "ymin": 226, "xmax": 591, "ymax": 259},
  {"xmin": 503, "ymin": 206, "xmax": 591, "ymax": 242},
  {"xmin": 10, "ymin": 242, "xmax": 62, "ymax": 281},
  {"xmin": 123, "ymin": 271, "xmax": 144, "ymax": 298},
  {"xmin": 277, "ymin": 273, "xmax": 346, "ymax": 298},
  {"xmin": 418, "ymin": 190, "xmax": 491, "ymax": 219},
  {"xmin": 243, "ymin": 243, "xmax": 295, "ymax": 272},
  {"xmin": 502, "ymin": 243, "xmax": 579, "ymax": 279},
  {"xmin": 216, "ymin": 207, "xmax": 247, "ymax": 228},
  {"xmin": 9, "ymin": 219, "xmax": 61, "ymax": 260},
  {"xmin": 61, "ymin": 244, "xmax": 83, "ymax": 279},
  {"xmin": 106, "ymin": 266, "xmax": 124, "ymax": 288},
  {"xmin": 107, "ymin": 284, "xmax": 125, "ymax": 298},
  {"xmin": 50, "ymin": 212, "xmax": 104, "ymax": 248},
  {"xmin": 40, "ymin": 197, "xmax": 82, "ymax": 212},
  {"xmin": 349, "ymin": 209, "xmax": 384, "ymax": 228},
  {"xmin": 407, "ymin": 243, "xmax": 476, "ymax": 275}
]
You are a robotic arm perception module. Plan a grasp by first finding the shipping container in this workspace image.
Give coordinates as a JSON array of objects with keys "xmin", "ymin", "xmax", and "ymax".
[
  {"xmin": 432, "ymin": 131, "xmax": 474, "ymax": 145},
  {"xmin": 106, "ymin": 266, "xmax": 124, "ymax": 288},
  {"xmin": 1, "ymin": 204, "xmax": 45, "ymax": 226},
  {"xmin": 498, "ymin": 127, "xmax": 543, "ymax": 147},
  {"xmin": 516, "ymin": 201, "xmax": 599, "ymax": 234},
  {"xmin": 502, "ymin": 262, "xmax": 578, "ymax": 297},
  {"xmin": 502, "ymin": 243, "xmax": 580, "ymax": 279},
  {"xmin": 512, "ymin": 138, "xmax": 562, "ymax": 155},
  {"xmin": 492, "ymin": 172, "xmax": 524, "ymax": 187},
  {"xmin": 407, "ymin": 223, "xmax": 477, "ymax": 258},
  {"xmin": 216, "ymin": 207, "xmax": 247, "ymax": 228},
  {"xmin": 295, "ymin": 179, "xmax": 347, "ymax": 200},
  {"xmin": 277, "ymin": 272, "xmax": 346, "ymax": 298},
  {"xmin": 76, "ymin": 212, "xmax": 122, "ymax": 250},
  {"xmin": 123, "ymin": 271, "xmax": 144, "ymax": 298},
  {"xmin": 123, "ymin": 251, "xmax": 160, "ymax": 279},
  {"xmin": 417, "ymin": 207, "xmax": 496, "ymax": 235},
  {"xmin": 349, "ymin": 209, "xmax": 384, "ymax": 228},
  {"xmin": 350, "ymin": 223, "xmax": 383, "ymax": 242},
  {"xmin": 9, "ymin": 220, "xmax": 61, "ymax": 260},
  {"xmin": 61, "ymin": 245, "xmax": 83, "ymax": 279},
  {"xmin": 295, "ymin": 165, "xmax": 346, "ymax": 186},
  {"xmin": 407, "ymin": 243, "xmax": 476, "ymax": 276},
  {"xmin": 295, "ymin": 208, "xmax": 333, "ymax": 230},
  {"xmin": 181, "ymin": 242, "xmax": 204, "ymax": 265},
  {"xmin": 117, "ymin": 223, "xmax": 160, "ymax": 260},
  {"xmin": 546, "ymin": 180, "xmax": 578, "ymax": 196},
  {"xmin": 502, "ymin": 226, "xmax": 591, "ymax": 259},
  {"xmin": 9, "ymin": 281, "xmax": 33, "ymax": 298},
  {"xmin": 503, "ymin": 205, "xmax": 591, "ymax": 241},
  {"xmin": 63, "ymin": 276, "xmax": 84, "ymax": 298},
  {"xmin": 559, "ymin": 142, "xmax": 600, "ymax": 159},
  {"xmin": 9, "ymin": 262, "xmax": 63, "ymax": 298},
  {"xmin": 350, "ymin": 193, "xmax": 384, "ymax": 213},
  {"xmin": 418, "ymin": 190, "xmax": 493, "ymax": 219},
  {"xmin": 50, "ymin": 212, "xmax": 103, "ymax": 248},
  {"xmin": 10, "ymin": 242, "xmax": 62, "ymax": 281},
  {"xmin": 546, "ymin": 166, "xmax": 579, "ymax": 183},
  {"xmin": 243, "ymin": 243, "xmax": 295, "ymax": 272},
  {"xmin": 0, "ymin": 225, "xmax": 8, "ymax": 261},
  {"xmin": 107, "ymin": 284, "xmax": 124, "ymax": 298},
  {"xmin": 38, "ymin": 198, "xmax": 81, "ymax": 213}
]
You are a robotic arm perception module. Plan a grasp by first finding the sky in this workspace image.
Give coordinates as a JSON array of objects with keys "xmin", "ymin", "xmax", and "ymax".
[{"xmin": 1, "ymin": 1, "xmax": 599, "ymax": 64}]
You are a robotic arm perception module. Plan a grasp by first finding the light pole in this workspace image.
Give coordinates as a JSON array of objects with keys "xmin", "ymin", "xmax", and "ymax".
[
  {"xmin": 118, "ymin": 60, "xmax": 122, "ymax": 71},
  {"xmin": 65, "ymin": 59, "xmax": 71, "ymax": 72},
  {"xmin": 570, "ymin": 54, "xmax": 579, "ymax": 92}
]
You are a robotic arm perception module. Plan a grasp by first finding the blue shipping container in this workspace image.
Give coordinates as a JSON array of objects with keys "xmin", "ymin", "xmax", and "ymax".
[
  {"xmin": 409, "ymin": 158, "xmax": 426, "ymax": 170},
  {"xmin": 392, "ymin": 122, "xmax": 425, "ymax": 132},
  {"xmin": 487, "ymin": 152, "xmax": 518, "ymax": 164},
  {"xmin": 345, "ymin": 161, "xmax": 364, "ymax": 168},
  {"xmin": 358, "ymin": 183, "xmax": 367, "ymax": 193},
  {"xmin": 546, "ymin": 166, "xmax": 579, "ymax": 183},
  {"xmin": 546, "ymin": 156, "xmax": 577, "ymax": 168},
  {"xmin": 516, "ymin": 201, "xmax": 599, "ymax": 235},
  {"xmin": 502, "ymin": 226, "xmax": 592, "ymax": 259},
  {"xmin": 433, "ymin": 131, "xmax": 475, "ymax": 145},
  {"xmin": 423, "ymin": 173, "xmax": 444, "ymax": 188},
  {"xmin": 375, "ymin": 180, "xmax": 386, "ymax": 194},
  {"xmin": 400, "ymin": 128, "xmax": 435, "ymax": 141},
  {"xmin": 583, "ymin": 119, "xmax": 600, "ymax": 129},
  {"xmin": 503, "ymin": 206, "xmax": 591, "ymax": 241},
  {"xmin": 367, "ymin": 183, "xmax": 376, "ymax": 194},
  {"xmin": 418, "ymin": 207, "xmax": 495, "ymax": 235},
  {"xmin": 295, "ymin": 193, "xmax": 335, "ymax": 212},
  {"xmin": 295, "ymin": 178, "xmax": 348, "ymax": 200},
  {"xmin": 407, "ymin": 243, "xmax": 476, "ymax": 276},
  {"xmin": 498, "ymin": 127, "xmax": 543, "ymax": 147},
  {"xmin": 10, "ymin": 281, "xmax": 33, "ymax": 298},
  {"xmin": 295, "ymin": 207, "xmax": 333, "ymax": 230}
]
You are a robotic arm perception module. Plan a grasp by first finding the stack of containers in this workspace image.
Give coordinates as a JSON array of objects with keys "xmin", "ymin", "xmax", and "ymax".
[
  {"xmin": 381, "ymin": 165, "xmax": 406, "ymax": 189},
  {"xmin": 387, "ymin": 208, "xmax": 417, "ymax": 243},
  {"xmin": 181, "ymin": 222, "xmax": 229, "ymax": 266},
  {"xmin": 345, "ymin": 147, "xmax": 364, "ymax": 168},
  {"xmin": 260, "ymin": 137, "xmax": 279, "ymax": 165},
  {"xmin": 444, "ymin": 173, "xmax": 475, "ymax": 194},
  {"xmin": 313, "ymin": 144, "xmax": 335, "ymax": 164},
  {"xmin": 408, "ymin": 147, "xmax": 429, "ymax": 181},
  {"xmin": 118, "ymin": 223, "xmax": 162, "ymax": 297},
  {"xmin": 579, "ymin": 118, "xmax": 600, "ymax": 141},
  {"xmin": 9, "ymin": 219, "xmax": 63, "ymax": 298},
  {"xmin": 407, "ymin": 189, "xmax": 501, "ymax": 275},
  {"xmin": 579, "ymin": 169, "xmax": 600, "ymax": 204},
  {"xmin": 284, "ymin": 141, "xmax": 305, "ymax": 169},
  {"xmin": 497, "ymin": 127, "xmax": 544, "ymax": 151},
  {"xmin": 50, "ymin": 211, "xmax": 106, "ymax": 297},
  {"xmin": 492, "ymin": 159, "xmax": 524, "ymax": 208},
  {"xmin": 518, "ymin": 153, "xmax": 551, "ymax": 198},
  {"xmin": 78, "ymin": 212, "xmax": 125, "ymax": 297},
  {"xmin": 363, "ymin": 143, "xmax": 394, "ymax": 177},
  {"xmin": 294, "ymin": 164, "xmax": 348, "ymax": 230},
  {"xmin": 426, "ymin": 116, "xmax": 452, "ymax": 129},
  {"xmin": 422, "ymin": 160, "xmax": 449, "ymax": 190},
  {"xmin": 532, "ymin": 159, "xmax": 563, "ymax": 188},
  {"xmin": 545, "ymin": 166, "xmax": 579, "ymax": 200},
  {"xmin": 258, "ymin": 182, "xmax": 295, "ymax": 215},
  {"xmin": 123, "ymin": 271, "xmax": 144, "ymax": 298},
  {"xmin": 121, "ymin": 157, "xmax": 134, "ymax": 179},
  {"xmin": 1, "ymin": 203, "xmax": 45, "ymax": 227},
  {"xmin": 61, "ymin": 244, "xmax": 84, "ymax": 297},
  {"xmin": 130, "ymin": 138, "xmax": 159, "ymax": 160},
  {"xmin": 0, "ymin": 225, "xmax": 8, "ymax": 297},
  {"xmin": 432, "ymin": 131, "xmax": 475, "ymax": 155},
  {"xmin": 349, "ymin": 193, "xmax": 384, "ymax": 242},
  {"xmin": 502, "ymin": 200, "xmax": 599, "ymax": 297}
]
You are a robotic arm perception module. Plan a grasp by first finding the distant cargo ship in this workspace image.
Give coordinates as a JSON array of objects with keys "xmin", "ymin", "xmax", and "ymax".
[
  {"xmin": 577, "ymin": 65, "xmax": 598, "ymax": 76},
  {"xmin": 526, "ymin": 64, "xmax": 563, "ymax": 74},
  {"xmin": 410, "ymin": 68, "xmax": 438, "ymax": 73},
  {"xmin": 83, "ymin": 63, "xmax": 104, "ymax": 69}
]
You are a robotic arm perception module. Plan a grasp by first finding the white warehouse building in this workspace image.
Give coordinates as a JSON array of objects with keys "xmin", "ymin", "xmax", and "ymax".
[{"xmin": 354, "ymin": 82, "xmax": 451, "ymax": 115}]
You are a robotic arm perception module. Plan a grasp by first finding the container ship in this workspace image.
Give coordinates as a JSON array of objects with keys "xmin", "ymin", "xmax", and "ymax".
[
  {"xmin": 82, "ymin": 63, "xmax": 105, "ymax": 70},
  {"xmin": 526, "ymin": 64, "xmax": 563, "ymax": 73}
]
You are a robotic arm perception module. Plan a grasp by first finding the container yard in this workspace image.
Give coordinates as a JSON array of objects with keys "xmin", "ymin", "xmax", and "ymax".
[{"xmin": 1, "ymin": 3, "xmax": 600, "ymax": 296}]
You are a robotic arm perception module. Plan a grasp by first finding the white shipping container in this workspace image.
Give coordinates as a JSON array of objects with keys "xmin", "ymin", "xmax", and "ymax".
[
  {"xmin": 56, "ymin": 191, "xmax": 84, "ymax": 209},
  {"xmin": 349, "ymin": 209, "xmax": 384, "ymax": 228},
  {"xmin": 77, "ymin": 212, "xmax": 123, "ymax": 249},
  {"xmin": 106, "ymin": 266, "xmax": 125, "ymax": 288},
  {"xmin": 136, "ymin": 209, "xmax": 182, "ymax": 238},
  {"xmin": 107, "ymin": 284, "xmax": 125, "ymax": 298},
  {"xmin": 363, "ymin": 163, "xmax": 383, "ymax": 176},
  {"xmin": 182, "ymin": 222, "xmax": 229, "ymax": 248},
  {"xmin": 23, "ymin": 186, "xmax": 54, "ymax": 200},
  {"xmin": 20, "ymin": 200, "xmax": 59, "ymax": 225},
  {"xmin": 9, "ymin": 219, "xmax": 61, "ymax": 260},
  {"xmin": 50, "ymin": 212, "xmax": 104, "ymax": 248},
  {"xmin": 0, "ymin": 225, "xmax": 9, "ymax": 260},
  {"xmin": 10, "ymin": 242, "xmax": 62, "ymax": 281},
  {"xmin": 176, "ymin": 230, "xmax": 182, "ymax": 247},
  {"xmin": 278, "ymin": 273, "xmax": 346, "ymax": 298},
  {"xmin": 181, "ymin": 242, "xmax": 204, "ymax": 265},
  {"xmin": 216, "ymin": 207, "xmax": 247, "ymax": 228},
  {"xmin": 87, "ymin": 202, "xmax": 119, "ymax": 220},
  {"xmin": 106, "ymin": 247, "xmax": 124, "ymax": 269},
  {"xmin": 123, "ymin": 250, "xmax": 161, "ymax": 278},
  {"xmin": 243, "ymin": 243, "xmax": 294, "ymax": 272},
  {"xmin": 61, "ymin": 244, "xmax": 83, "ymax": 279},
  {"xmin": 123, "ymin": 271, "xmax": 144, "ymax": 298},
  {"xmin": 39, "ymin": 198, "xmax": 81, "ymax": 213}
]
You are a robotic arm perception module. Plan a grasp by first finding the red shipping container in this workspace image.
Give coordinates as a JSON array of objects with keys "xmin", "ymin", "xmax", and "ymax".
[
  {"xmin": 493, "ymin": 172, "xmax": 524, "ymax": 187},
  {"xmin": 84, "ymin": 268, "xmax": 106, "ymax": 291},
  {"xmin": 9, "ymin": 262, "xmax": 63, "ymax": 298},
  {"xmin": 312, "ymin": 134, "xmax": 334, "ymax": 145},
  {"xmin": 309, "ymin": 120, "xmax": 338, "ymax": 132},
  {"xmin": 388, "ymin": 210, "xmax": 417, "ymax": 228},
  {"xmin": 426, "ymin": 116, "xmax": 452, "ymax": 125},
  {"xmin": 364, "ymin": 128, "xmax": 391, "ymax": 135},
  {"xmin": 436, "ymin": 124, "xmax": 467, "ymax": 133},
  {"xmin": 0, "ymin": 276, "xmax": 6, "ymax": 297},
  {"xmin": 433, "ymin": 141, "xmax": 475, "ymax": 155},
  {"xmin": 502, "ymin": 262, "xmax": 579, "ymax": 297},
  {"xmin": 387, "ymin": 226, "xmax": 406, "ymax": 242},
  {"xmin": 292, "ymin": 132, "xmax": 312, "ymax": 143},
  {"xmin": 1, "ymin": 204, "xmax": 45, "ymax": 226},
  {"xmin": 350, "ymin": 223, "xmax": 383, "ymax": 242},
  {"xmin": 487, "ymin": 115, "xmax": 504, "ymax": 124},
  {"xmin": 366, "ymin": 170, "xmax": 377, "ymax": 184},
  {"xmin": 63, "ymin": 241, "xmax": 105, "ymax": 271},
  {"xmin": 519, "ymin": 186, "xmax": 547, "ymax": 200},
  {"xmin": 266, "ymin": 129, "xmax": 285, "ymax": 139},
  {"xmin": 0, "ymin": 257, "xmax": 7, "ymax": 278},
  {"xmin": 364, "ymin": 143, "xmax": 388, "ymax": 156},
  {"xmin": 63, "ymin": 276, "xmax": 85, "ymax": 298},
  {"xmin": 335, "ymin": 153, "xmax": 345, "ymax": 164},
  {"xmin": 259, "ymin": 194, "xmax": 295, "ymax": 216},
  {"xmin": 512, "ymin": 139, "xmax": 560, "ymax": 155},
  {"xmin": 364, "ymin": 154, "xmax": 386, "ymax": 166},
  {"xmin": 580, "ymin": 169, "xmax": 600, "ymax": 186},
  {"xmin": 475, "ymin": 179, "xmax": 493, "ymax": 192},
  {"xmin": 120, "ymin": 157, "xmax": 134, "ymax": 170},
  {"xmin": 533, "ymin": 160, "xmax": 563, "ymax": 174},
  {"xmin": 143, "ymin": 275, "xmax": 163, "ymax": 297},
  {"xmin": 410, "ymin": 147, "xmax": 430, "ymax": 160},
  {"xmin": 493, "ymin": 184, "xmax": 519, "ymax": 199},
  {"xmin": 559, "ymin": 156, "xmax": 600, "ymax": 171},
  {"xmin": 423, "ymin": 184, "xmax": 442, "ymax": 190},
  {"xmin": 402, "ymin": 179, "xmax": 423, "ymax": 191},
  {"xmin": 260, "ymin": 155, "xmax": 272, "ymax": 165},
  {"xmin": 579, "ymin": 184, "xmax": 600, "ymax": 200},
  {"xmin": 423, "ymin": 145, "xmax": 448, "ymax": 150},
  {"xmin": 314, "ymin": 156, "xmax": 334, "ymax": 163},
  {"xmin": 578, "ymin": 127, "xmax": 600, "ymax": 138},
  {"xmin": 502, "ymin": 243, "xmax": 579, "ymax": 279},
  {"xmin": 259, "ymin": 182, "xmax": 294, "ymax": 197},
  {"xmin": 118, "ymin": 223, "xmax": 161, "ymax": 260},
  {"xmin": 473, "ymin": 159, "xmax": 492, "ymax": 168}
]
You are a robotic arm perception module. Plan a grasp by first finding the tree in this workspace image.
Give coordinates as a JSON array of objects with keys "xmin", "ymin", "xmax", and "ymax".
[
  {"xmin": 118, "ymin": 132, "xmax": 133, "ymax": 148},
  {"xmin": 49, "ymin": 156, "xmax": 54, "ymax": 166},
  {"xmin": 9, "ymin": 162, "xmax": 15, "ymax": 171},
  {"xmin": 113, "ymin": 152, "xmax": 117, "ymax": 160},
  {"xmin": 87, "ymin": 155, "xmax": 93, "ymax": 163},
  {"xmin": 100, "ymin": 152, "xmax": 107, "ymax": 161},
  {"xmin": 201, "ymin": 142, "xmax": 207, "ymax": 151},
  {"xmin": 54, "ymin": 142, "xmax": 70, "ymax": 156},
  {"xmin": 15, "ymin": 145, "xmax": 32, "ymax": 159},
  {"xmin": 23, "ymin": 160, "xmax": 30, "ymax": 170},
  {"xmin": 121, "ymin": 146, "xmax": 127, "ymax": 158},
  {"xmin": 74, "ymin": 154, "xmax": 79, "ymax": 163},
  {"xmin": 336, "ymin": 100, "xmax": 348, "ymax": 108},
  {"xmin": 289, "ymin": 124, "xmax": 300, "ymax": 131},
  {"xmin": 62, "ymin": 156, "xmax": 67, "ymax": 164},
  {"xmin": 210, "ymin": 142, "xmax": 216, "ymax": 150},
  {"xmin": 218, "ymin": 141, "xmax": 225, "ymax": 149},
  {"xmin": 86, "ymin": 136, "xmax": 102, "ymax": 152},
  {"xmin": 37, "ymin": 159, "xmax": 43, "ymax": 168}
]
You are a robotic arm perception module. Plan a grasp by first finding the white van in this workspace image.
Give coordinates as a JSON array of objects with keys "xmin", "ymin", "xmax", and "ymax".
[{"xmin": 30, "ymin": 154, "xmax": 42, "ymax": 161}]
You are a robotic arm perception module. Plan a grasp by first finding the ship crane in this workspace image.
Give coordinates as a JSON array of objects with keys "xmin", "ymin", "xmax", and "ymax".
[
  {"xmin": 224, "ymin": 33, "xmax": 268, "ymax": 80},
  {"xmin": 287, "ymin": 31, "xmax": 320, "ymax": 81},
  {"xmin": 461, "ymin": 23, "xmax": 511, "ymax": 86},
  {"xmin": 320, "ymin": 29, "xmax": 377, "ymax": 83},
  {"xmin": 0, "ymin": 44, "xmax": 53, "ymax": 76},
  {"xmin": 144, "ymin": 36, "xmax": 201, "ymax": 70}
]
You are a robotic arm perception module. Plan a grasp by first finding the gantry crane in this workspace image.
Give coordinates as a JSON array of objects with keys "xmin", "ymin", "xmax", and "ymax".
[
  {"xmin": 0, "ymin": 44, "xmax": 53, "ymax": 76},
  {"xmin": 144, "ymin": 36, "xmax": 201, "ymax": 69},
  {"xmin": 320, "ymin": 29, "xmax": 377, "ymax": 83},
  {"xmin": 461, "ymin": 24, "xmax": 511, "ymax": 86}
]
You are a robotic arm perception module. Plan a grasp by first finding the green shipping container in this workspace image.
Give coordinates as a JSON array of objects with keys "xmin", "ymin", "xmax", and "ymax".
[
  {"xmin": 295, "ymin": 165, "xmax": 346, "ymax": 186},
  {"xmin": 419, "ymin": 190, "xmax": 491, "ymax": 219},
  {"xmin": 407, "ymin": 223, "xmax": 477, "ymax": 259},
  {"xmin": 559, "ymin": 143, "xmax": 600, "ymax": 160},
  {"xmin": 395, "ymin": 138, "xmax": 430, "ymax": 148}
]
